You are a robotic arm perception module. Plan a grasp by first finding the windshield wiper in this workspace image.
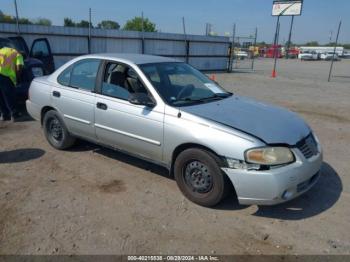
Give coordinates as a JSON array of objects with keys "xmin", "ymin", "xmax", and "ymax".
[
  {"xmin": 172, "ymin": 97, "xmax": 205, "ymax": 105},
  {"xmin": 195, "ymin": 92, "xmax": 232, "ymax": 102},
  {"xmin": 172, "ymin": 93, "xmax": 232, "ymax": 105}
]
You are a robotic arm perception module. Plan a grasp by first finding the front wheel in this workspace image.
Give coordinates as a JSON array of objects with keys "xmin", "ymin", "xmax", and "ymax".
[
  {"xmin": 43, "ymin": 110, "xmax": 76, "ymax": 150},
  {"xmin": 174, "ymin": 148, "xmax": 229, "ymax": 207}
]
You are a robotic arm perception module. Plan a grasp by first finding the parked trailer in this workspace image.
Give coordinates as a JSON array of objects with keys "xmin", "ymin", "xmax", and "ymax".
[{"xmin": 299, "ymin": 46, "xmax": 344, "ymax": 56}]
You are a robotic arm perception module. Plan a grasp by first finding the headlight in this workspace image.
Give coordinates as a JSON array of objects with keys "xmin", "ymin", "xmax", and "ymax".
[
  {"xmin": 32, "ymin": 67, "xmax": 44, "ymax": 77},
  {"xmin": 245, "ymin": 147, "xmax": 294, "ymax": 166},
  {"xmin": 225, "ymin": 158, "xmax": 261, "ymax": 170}
]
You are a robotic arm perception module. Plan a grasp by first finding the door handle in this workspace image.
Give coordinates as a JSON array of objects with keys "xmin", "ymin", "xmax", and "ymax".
[
  {"xmin": 96, "ymin": 102, "xmax": 108, "ymax": 110},
  {"xmin": 52, "ymin": 91, "xmax": 61, "ymax": 98}
]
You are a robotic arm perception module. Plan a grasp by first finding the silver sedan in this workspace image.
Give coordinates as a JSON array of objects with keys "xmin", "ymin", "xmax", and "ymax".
[{"xmin": 26, "ymin": 54, "xmax": 323, "ymax": 207}]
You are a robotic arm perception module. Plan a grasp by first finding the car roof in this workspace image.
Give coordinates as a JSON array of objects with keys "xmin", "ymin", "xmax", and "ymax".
[{"xmin": 81, "ymin": 53, "xmax": 180, "ymax": 65}]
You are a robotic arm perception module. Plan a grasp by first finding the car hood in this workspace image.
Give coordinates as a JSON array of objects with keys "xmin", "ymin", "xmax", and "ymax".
[{"xmin": 181, "ymin": 95, "xmax": 310, "ymax": 145}]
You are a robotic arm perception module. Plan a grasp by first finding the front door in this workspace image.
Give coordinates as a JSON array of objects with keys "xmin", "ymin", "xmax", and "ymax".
[
  {"xmin": 30, "ymin": 38, "xmax": 55, "ymax": 74},
  {"xmin": 94, "ymin": 61, "xmax": 164, "ymax": 162}
]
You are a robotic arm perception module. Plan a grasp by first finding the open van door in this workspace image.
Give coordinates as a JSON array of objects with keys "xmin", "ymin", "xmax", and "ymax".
[{"xmin": 30, "ymin": 38, "xmax": 55, "ymax": 74}]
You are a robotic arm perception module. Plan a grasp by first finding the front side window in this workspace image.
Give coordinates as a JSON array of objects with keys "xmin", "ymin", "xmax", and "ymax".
[
  {"xmin": 140, "ymin": 62, "xmax": 231, "ymax": 106},
  {"xmin": 102, "ymin": 63, "xmax": 130, "ymax": 100},
  {"xmin": 31, "ymin": 40, "xmax": 49, "ymax": 57},
  {"xmin": 102, "ymin": 62, "xmax": 148, "ymax": 100},
  {"xmin": 70, "ymin": 59, "xmax": 100, "ymax": 91}
]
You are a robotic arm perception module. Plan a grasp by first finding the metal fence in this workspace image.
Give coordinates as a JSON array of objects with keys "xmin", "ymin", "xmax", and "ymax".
[
  {"xmin": 229, "ymin": 27, "xmax": 258, "ymax": 71},
  {"xmin": 0, "ymin": 23, "xmax": 232, "ymax": 71}
]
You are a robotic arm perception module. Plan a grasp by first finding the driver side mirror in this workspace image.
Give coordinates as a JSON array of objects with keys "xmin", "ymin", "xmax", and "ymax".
[{"xmin": 128, "ymin": 93, "xmax": 156, "ymax": 107}]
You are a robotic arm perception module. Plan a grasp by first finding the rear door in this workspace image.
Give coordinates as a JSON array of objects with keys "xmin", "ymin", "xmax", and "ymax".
[
  {"xmin": 30, "ymin": 38, "xmax": 55, "ymax": 74},
  {"xmin": 53, "ymin": 58, "xmax": 101, "ymax": 140}
]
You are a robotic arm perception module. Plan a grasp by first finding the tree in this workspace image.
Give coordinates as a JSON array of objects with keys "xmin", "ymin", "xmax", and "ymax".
[
  {"xmin": 123, "ymin": 16, "xmax": 156, "ymax": 32},
  {"xmin": 256, "ymin": 41, "xmax": 267, "ymax": 47},
  {"xmin": 97, "ymin": 20, "xmax": 120, "ymax": 30},
  {"xmin": 0, "ymin": 10, "xmax": 51, "ymax": 25},
  {"xmin": 305, "ymin": 41, "xmax": 319, "ymax": 46},
  {"xmin": 64, "ymin": 17, "xmax": 75, "ymax": 27},
  {"xmin": 76, "ymin": 20, "xmax": 91, "ymax": 28},
  {"xmin": 63, "ymin": 18, "xmax": 92, "ymax": 28},
  {"xmin": 343, "ymin": 44, "xmax": 350, "ymax": 50},
  {"xmin": 33, "ymin": 18, "xmax": 52, "ymax": 26},
  {"xmin": 18, "ymin": 17, "xmax": 32, "ymax": 24}
]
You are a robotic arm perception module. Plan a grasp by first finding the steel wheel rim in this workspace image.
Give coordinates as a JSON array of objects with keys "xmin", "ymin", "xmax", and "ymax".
[
  {"xmin": 184, "ymin": 160, "xmax": 212, "ymax": 193},
  {"xmin": 48, "ymin": 117, "xmax": 63, "ymax": 143}
]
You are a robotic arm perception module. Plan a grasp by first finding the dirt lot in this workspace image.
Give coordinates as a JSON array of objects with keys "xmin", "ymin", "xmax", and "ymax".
[{"xmin": 0, "ymin": 59, "xmax": 349, "ymax": 255}]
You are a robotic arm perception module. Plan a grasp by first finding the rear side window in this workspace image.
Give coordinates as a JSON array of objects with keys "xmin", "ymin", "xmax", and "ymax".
[
  {"xmin": 57, "ymin": 59, "xmax": 100, "ymax": 91},
  {"xmin": 57, "ymin": 65, "xmax": 72, "ymax": 86},
  {"xmin": 70, "ymin": 59, "xmax": 100, "ymax": 91}
]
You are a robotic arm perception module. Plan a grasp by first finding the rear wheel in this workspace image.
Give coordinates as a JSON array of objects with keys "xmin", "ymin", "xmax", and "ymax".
[
  {"xmin": 174, "ymin": 148, "xmax": 229, "ymax": 207},
  {"xmin": 43, "ymin": 110, "xmax": 76, "ymax": 150}
]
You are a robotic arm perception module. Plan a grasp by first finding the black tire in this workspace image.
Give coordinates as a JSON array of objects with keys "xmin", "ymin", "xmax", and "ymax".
[
  {"xmin": 174, "ymin": 148, "xmax": 229, "ymax": 207},
  {"xmin": 43, "ymin": 110, "xmax": 76, "ymax": 150}
]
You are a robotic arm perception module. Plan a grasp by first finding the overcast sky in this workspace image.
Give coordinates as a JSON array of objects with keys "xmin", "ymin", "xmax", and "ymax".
[{"xmin": 1, "ymin": 0, "xmax": 349, "ymax": 44}]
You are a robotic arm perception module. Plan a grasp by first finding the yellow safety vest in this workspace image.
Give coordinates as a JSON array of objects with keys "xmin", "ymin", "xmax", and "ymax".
[{"xmin": 0, "ymin": 47, "xmax": 24, "ymax": 86}]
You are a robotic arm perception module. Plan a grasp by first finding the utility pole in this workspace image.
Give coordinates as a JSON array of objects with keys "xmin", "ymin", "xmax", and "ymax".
[
  {"xmin": 207, "ymin": 23, "xmax": 212, "ymax": 36},
  {"xmin": 182, "ymin": 17, "xmax": 189, "ymax": 63},
  {"xmin": 141, "ymin": 11, "xmax": 145, "ymax": 54},
  {"xmin": 231, "ymin": 23, "xmax": 236, "ymax": 71},
  {"xmin": 88, "ymin": 8, "xmax": 92, "ymax": 54},
  {"xmin": 286, "ymin": 15, "xmax": 294, "ymax": 59},
  {"xmin": 14, "ymin": 0, "xmax": 20, "ymax": 35},
  {"xmin": 328, "ymin": 20, "xmax": 342, "ymax": 82},
  {"xmin": 329, "ymin": 30, "xmax": 333, "ymax": 43},
  {"xmin": 251, "ymin": 27, "xmax": 258, "ymax": 70}
]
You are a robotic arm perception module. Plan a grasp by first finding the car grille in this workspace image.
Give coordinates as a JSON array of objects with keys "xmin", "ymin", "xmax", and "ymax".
[{"xmin": 296, "ymin": 134, "xmax": 318, "ymax": 159}]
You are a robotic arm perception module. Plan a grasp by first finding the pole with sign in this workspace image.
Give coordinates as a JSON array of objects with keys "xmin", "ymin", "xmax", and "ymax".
[
  {"xmin": 271, "ymin": 0, "xmax": 303, "ymax": 78},
  {"xmin": 286, "ymin": 15, "xmax": 294, "ymax": 59}
]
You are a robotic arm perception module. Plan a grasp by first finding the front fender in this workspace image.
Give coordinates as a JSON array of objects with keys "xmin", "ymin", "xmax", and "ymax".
[{"xmin": 163, "ymin": 106, "xmax": 265, "ymax": 166}]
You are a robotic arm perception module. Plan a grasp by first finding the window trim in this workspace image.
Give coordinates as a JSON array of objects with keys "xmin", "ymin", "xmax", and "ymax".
[
  {"xmin": 97, "ymin": 59, "xmax": 156, "ymax": 105},
  {"xmin": 57, "ymin": 58, "xmax": 102, "ymax": 93}
]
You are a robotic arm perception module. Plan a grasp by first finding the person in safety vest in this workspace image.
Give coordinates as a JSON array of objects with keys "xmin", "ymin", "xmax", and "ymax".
[{"xmin": 0, "ymin": 45, "xmax": 24, "ymax": 122}]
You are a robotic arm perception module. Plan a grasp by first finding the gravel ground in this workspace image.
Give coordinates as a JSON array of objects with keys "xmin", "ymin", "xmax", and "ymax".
[{"xmin": 0, "ymin": 58, "xmax": 349, "ymax": 255}]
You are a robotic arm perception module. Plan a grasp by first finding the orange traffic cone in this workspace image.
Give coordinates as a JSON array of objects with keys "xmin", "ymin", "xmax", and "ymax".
[{"xmin": 210, "ymin": 74, "xmax": 217, "ymax": 81}]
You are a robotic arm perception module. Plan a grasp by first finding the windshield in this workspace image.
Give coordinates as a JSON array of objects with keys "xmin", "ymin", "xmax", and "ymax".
[{"xmin": 140, "ymin": 62, "xmax": 231, "ymax": 106}]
